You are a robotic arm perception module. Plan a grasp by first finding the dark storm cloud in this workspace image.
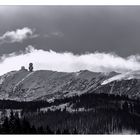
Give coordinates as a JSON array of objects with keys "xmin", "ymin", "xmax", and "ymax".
[{"xmin": 0, "ymin": 6, "xmax": 140, "ymax": 57}]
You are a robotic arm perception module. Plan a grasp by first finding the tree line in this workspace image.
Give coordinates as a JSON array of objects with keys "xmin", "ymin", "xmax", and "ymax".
[{"xmin": 0, "ymin": 110, "xmax": 78, "ymax": 134}]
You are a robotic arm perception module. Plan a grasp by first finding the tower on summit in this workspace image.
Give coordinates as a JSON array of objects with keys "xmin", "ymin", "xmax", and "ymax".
[
  {"xmin": 29, "ymin": 63, "xmax": 33, "ymax": 72},
  {"xmin": 20, "ymin": 66, "xmax": 28, "ymax": 71}
]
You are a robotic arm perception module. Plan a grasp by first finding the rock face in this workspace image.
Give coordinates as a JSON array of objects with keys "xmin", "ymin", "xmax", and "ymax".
[{"xmin": 0, "ymin": 69, "xmax": 117, "ymax": 101}]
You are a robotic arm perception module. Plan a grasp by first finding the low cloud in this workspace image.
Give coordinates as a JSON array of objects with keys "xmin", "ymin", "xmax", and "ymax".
[
  {"xmin": 0, "ymin": 46, "xmax": 140, "ymax": 75},
  {"xmin": 51, "ymin": 32, "xmax": 64, "ymax": 37},
  {"xmin": 0, "ymin": 27, "xmax": 38, "ymax": 44},
  {"xmin": 44, "ymin": 31, "xmax": 64, "ymax": 38}
]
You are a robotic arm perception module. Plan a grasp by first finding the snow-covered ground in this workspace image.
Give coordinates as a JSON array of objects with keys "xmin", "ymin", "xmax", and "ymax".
[
  {"xmin": 40, "ymin": 103, "xmax": 94, "ymax": 113},
  {"xmin": 102, "ymin": 70, "xmax": 140, "ymax": 85}
]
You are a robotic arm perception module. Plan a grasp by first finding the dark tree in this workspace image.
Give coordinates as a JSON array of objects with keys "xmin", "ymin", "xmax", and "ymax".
[
  {"xmin": 56, "ymin": 129, "xmax": 61, "ymax": 134},
  {"xmin": 122, "ymin": 101, "xmax": 129, "ymax": 112},
  {"xmin": 21, "ymin": 117, "xmax": 31, "ymax": 134},
  {"xmin": 46, "ymin": 125, "xmax": 54, "ymax": 134},
  {"xmin": 31, "ymin": 125, "xmax": 37, "ymax": 134},
  {"xmin": 9, "ymin": 110, "xmax": 16, "ymax": 134},
  {"xmin": 37, "ymin": 126, "xmax": 45, "ymax": 134},
  {"xmin": 1, "ymin": 117, "xmax": 9, "ymax": 134},
  {"xmin": 62, "ymin": 129, "xmax": 70, "ymax": 134},
  {"xmin": 73, "ymin": 128, "xmax": 78, "ymax": 134}
]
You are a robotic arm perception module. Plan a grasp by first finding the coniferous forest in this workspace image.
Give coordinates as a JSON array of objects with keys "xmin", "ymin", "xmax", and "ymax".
[{"xmin": 0, "ymin": 92, "xmax": 140, "ymax": 134}]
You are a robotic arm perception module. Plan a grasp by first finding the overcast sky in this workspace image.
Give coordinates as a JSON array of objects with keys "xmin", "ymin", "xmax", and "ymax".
[
  {"xmin": 1, "ymin": 6, "xmax": 140, "ymax": 56},
  {"xmin": 1, "ymin": 6, "xmax": 140, "ymax": 74}
]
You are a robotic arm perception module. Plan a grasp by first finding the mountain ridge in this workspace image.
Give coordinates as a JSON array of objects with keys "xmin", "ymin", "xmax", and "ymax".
[
  {"xmin": 1, "ymin": 69, "xmax": 140, "ymax": 101},
  {"xmin": 0, "ymin": 69, "xmax": 118, "ymax": 101}
]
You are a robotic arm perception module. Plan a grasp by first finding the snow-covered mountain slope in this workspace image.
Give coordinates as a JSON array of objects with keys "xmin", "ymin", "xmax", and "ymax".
[
  {"xmin": 0, "ymin": 69, "xmax": 117, "ymax": 101},
  {"xmin": 95, "ymin": 70, "xmax": 140, "ymax": 100},
  {"xmin": 102, "ymin": 71, "xmax": 140, "ymax": 85}
]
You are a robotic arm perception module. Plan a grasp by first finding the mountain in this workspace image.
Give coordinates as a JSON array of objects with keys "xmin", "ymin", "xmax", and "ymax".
[
  {"xmin": 2, "ymin": 68, "xmax": 140, "ymax": 101},
  {"xmin": 0, "ymin": 69, "xmax": 117, "ymax": 101},
  {"xmin": 94, "ymin": 70, "xmax": 140, "ymax": 100}
]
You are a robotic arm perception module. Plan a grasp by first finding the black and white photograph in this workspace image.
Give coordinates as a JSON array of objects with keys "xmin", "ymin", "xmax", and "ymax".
[{"xmin": 0, "ymin": 5, "xmax": 140, "ymax": 135}]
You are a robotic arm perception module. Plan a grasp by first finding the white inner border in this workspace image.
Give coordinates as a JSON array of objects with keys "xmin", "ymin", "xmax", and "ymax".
[{"xmin": 0, "ymin": 0, "xmax": 140, "ymax": 5}]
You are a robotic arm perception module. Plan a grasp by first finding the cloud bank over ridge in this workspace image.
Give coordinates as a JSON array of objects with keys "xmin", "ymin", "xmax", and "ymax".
[{"xmin": 0, "ymin": 45, "xmax": 140, "ymax": 75}]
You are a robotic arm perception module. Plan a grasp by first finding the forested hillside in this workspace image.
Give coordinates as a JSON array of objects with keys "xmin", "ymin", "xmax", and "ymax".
[{"xmin": 0, "ymin": 92, "xmax": 140, "ymax": 134}]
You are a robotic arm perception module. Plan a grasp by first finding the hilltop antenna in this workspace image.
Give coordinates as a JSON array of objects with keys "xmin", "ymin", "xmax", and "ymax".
[{"xmin": 29, "ymin": 63, "xmax": 33, "ymax": 72}]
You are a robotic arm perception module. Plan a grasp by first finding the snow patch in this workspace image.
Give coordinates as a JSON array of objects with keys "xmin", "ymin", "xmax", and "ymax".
[{"xmin": 101, "ymin": 70, "xmax": 140, "ymax": 85}]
